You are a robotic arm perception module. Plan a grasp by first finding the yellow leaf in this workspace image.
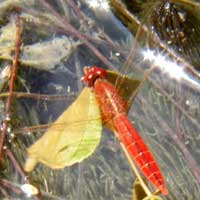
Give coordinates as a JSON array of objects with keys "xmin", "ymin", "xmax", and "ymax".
[{"xmin": 24, "ymin": 87, "xmax": 102, "ymax": 172}]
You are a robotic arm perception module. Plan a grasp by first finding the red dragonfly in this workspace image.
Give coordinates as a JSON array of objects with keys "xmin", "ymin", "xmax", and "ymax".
[
  {"xmin": 82, "ymin": 66, "xmax": 168, "ymax": 195},
  {"xmin": 24, "ymin": 65, "xmax": 168, "ymax": 196}
]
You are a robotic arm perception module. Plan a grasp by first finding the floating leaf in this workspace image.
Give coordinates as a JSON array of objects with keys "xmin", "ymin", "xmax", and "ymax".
[
  {"xmin": 0, "ymin": 27, "xmax": 80, "ymax": 70},
  {"xmin": 0, "ymin": 65, "xmax": 11, "ymax": 91},
  {"xmin": 143, "ymin": 196, "xmax": 162, "ymax": 200},
  {"xmin": 24, "ymin": 87, "xmax": 102, "ymax": 172},
  {"xmin": 0, "ymin": 20, "xmax": 16, "ymax": 59},
  {"xmin": 132, "ymin": 179, "xmax": 163, "ymax": 200},
  {"xmin": 132, "ymin": 179, "xmax": 147, "ymax": 200},
  {"xmin": 20, "ymin": 37, "xmax": 80, "ymax": 70}
]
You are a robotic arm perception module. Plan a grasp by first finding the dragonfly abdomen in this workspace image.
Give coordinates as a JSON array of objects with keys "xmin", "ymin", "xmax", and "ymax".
[{"xmin": 113, "ymin": 114, "xmax": 167, "ymax": 195}]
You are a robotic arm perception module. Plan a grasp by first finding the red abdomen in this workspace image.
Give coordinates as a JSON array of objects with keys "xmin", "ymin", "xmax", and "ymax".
[
  {"xmin": 113, "ymin": 114, "xmax": 167, "ymax": 195},
  {"xmin": 94, "ymin": 78, "xmax": 167, "ymax": 195}
]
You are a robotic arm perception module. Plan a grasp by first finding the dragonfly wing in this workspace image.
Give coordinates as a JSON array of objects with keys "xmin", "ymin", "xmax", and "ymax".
[
  {"xmin": 106, "ymin": 70, "xmax": 141, "ymax": 108},
  {"xmin": 24, "ymin": 87, "xmax": 102, "ymax": 172}
]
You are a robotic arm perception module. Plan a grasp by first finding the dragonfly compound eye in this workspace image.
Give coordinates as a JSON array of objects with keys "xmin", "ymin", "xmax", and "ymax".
[{"xmin": 82, "ymin": 66, "xmax": 106, "ymax": 86}]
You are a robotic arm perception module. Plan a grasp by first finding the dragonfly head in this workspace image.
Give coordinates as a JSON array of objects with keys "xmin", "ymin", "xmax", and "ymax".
[{"xmin": 82, "ymin": 66, "xmax": 106, "ymax": 87}]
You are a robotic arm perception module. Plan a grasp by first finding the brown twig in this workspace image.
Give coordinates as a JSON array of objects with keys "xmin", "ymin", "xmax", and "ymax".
[
  {"xmin": 4, "ymin": 148, "xmax": 25, "ymax": 178},
  {"xmin": 4, "ymin": 148, "xmax": 41, "ymax": 199},
  {"xmin": 0, "ymin": 16, "xmax": 41, "ymax": 199},
  {"xmin": 0, "ymin": 16, "xmax": 21, "ymax": 161},
  {"xmin": 0, "ymin": 91, "xmax": 77, "ymax": 101},
  {"xmin": 0, "ymin": 178, "xmax": 22, "ymax": 195},
  {"xmin": 40, "ymin": 0, "xmax": 117, "ymax": 70},
  {"xmin": 67, "ymin": 0, "xmax": 119, "ymax": 50}
]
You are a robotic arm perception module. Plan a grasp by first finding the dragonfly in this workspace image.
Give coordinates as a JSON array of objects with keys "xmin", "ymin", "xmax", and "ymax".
[
  {"xmin": 83, "ymin": 66, "xmax": 168, "ymax": 195},
  {"xmin": 24, "ymin": 66, "xmax": 168, "ymax": 196}
]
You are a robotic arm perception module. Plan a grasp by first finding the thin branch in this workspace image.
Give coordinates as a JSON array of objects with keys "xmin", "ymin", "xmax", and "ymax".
[
  {"xmin": 0, "ymin": 91, "xmax": 77, "ymax": 101},
  {"xmin": 40, "ymin": 0, "xmax": 116, "ymax": 70},
  {"xmin": 0, "ymin": 16, "xmax": 21, "ymax": 160},
  {"xmin": 4, "ymin": 148, "xmax": 25, "ymax": 178},
  {"xmin": 0, "ymin": 178, "xmax": 22, "ymax": 195},
  {"xmin": 4, "ymin": 148, "xmax": 41, "ymax": 199}
]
